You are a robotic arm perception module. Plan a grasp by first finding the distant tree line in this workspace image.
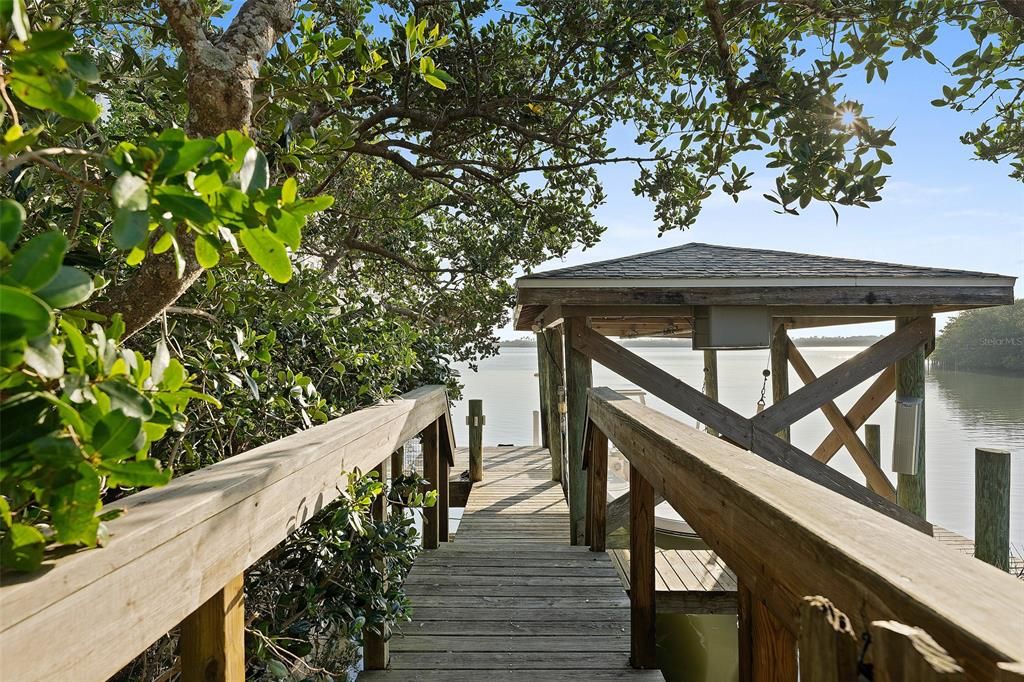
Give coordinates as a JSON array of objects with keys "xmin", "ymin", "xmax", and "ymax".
[{"xmin": 933, "ymin": 300, "xmax": 1024, "ymax": 373}]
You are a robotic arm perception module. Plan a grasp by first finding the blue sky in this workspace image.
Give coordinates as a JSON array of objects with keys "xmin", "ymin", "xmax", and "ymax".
[{"xmin": 510, "ymin": 25, "xmax": 1023, "ymax": 339}]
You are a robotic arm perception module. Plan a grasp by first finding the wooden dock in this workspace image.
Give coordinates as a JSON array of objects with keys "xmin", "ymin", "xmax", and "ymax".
[{"xmin": 360, "ymin": 446, "xmax": 664, "ymax": 680}]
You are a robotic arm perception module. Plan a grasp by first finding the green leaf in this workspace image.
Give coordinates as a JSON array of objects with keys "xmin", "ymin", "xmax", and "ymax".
[
  {"xmin": 50, "ymin": 461, "xmax": 100, "ymax": 545},
  {"xmin": 0, "ymin": 199, "xmax": 25, "ymax": 247},
  {"xmin": 6, "ymin": 0, "xmax": 30, "ymax": 41},
  {"xmin": 161, "ymin": 359, "xmax": 187, "ymax": 391},
  {"xmin": 0, "ymin": 497, "xmax": 10, "ymax": 527},
  {"xmin": 0, "ymin": 286, "xmax": 53, "ymax": 345},
  {"xmin": 112, "ymin": 208, "xmax": 150, "ymax": 249},
  {"xmin": 99, "ymin": 459, "xmax": 172, "ymax": 488},
  {"xmin": 35, "ymin": 266, "xmax": 94, "ymax": 308},
  {"xmin": 0, "ymin": 523, "xmax": 46, "ymax": 572},
  {"xmin": 96, "ymin": 380, "xmax": 155, "ymax": 419},
  {"xmin": 268, "ymin": 207, "xmax": 302, "ymax": 249},
  {"xmin": 281, "ymin": 177, "xmax": 298, "ymax": 204},
  {"xmin": 239, "ymin": 227, "xmax": 292, "ymax": 283},
  {"xmin": 290, "ymin": 194, "xmax": 334, "ymax": 217},
  {"xmin": 91, "ymin": 410, "xmax": 142, "ymax": 460},
  {"xmin": 432, "ymin": 68, "xmax": 456, "ymax": 84},
  {"xmin": 194, "ymin": 234, "xmax": 220, "ymax": 268},
  {"xmin": 23, "ymin": 339, "xmax": 64, "ymax": 378},
  {"xmin": 65, "ymin": 53, "xmax": 100, "ymax": 83},
  {"xmin": 239, "ymin": 146, "xmax": 269, "ymax": 194},
  {"xmin": 9, "ymin": 231, "xmax": 67, "ymax": 291},
  {"xmin": 157, "ymin": 138, "xmax": 218, "ymax": 178},
  {"xmin": 154, "ymin": 187, "xmax": 214, "ymax": 223},
  {"xmin": 112, "ymin": 172, "xmax": 149, "ymax": 211},
  {"xmin": 423, "ymin": 73, "xmax": 446, "ymax": 90}
]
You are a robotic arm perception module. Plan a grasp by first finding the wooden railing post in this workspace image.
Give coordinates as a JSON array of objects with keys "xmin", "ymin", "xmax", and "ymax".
[
  {"xmin": 798, "ymin": 596, "xmax": 858, "ymax": 682},
  {"xmin": 541, "ymin": 328, "xmax": 565, "ymax": 482},
  {"xmin": 629, "ymin": 463, "xmax": 657, "ymax": 669},
  {"xmin": 895, "ymin": 316, "xmax": 929, "ymax": 517},
  {"xmin": 589, "ymin": 425, "xmax": 608, "ymax": 553},
  {"xmin": 180, "ymin": 574, "xmax": 245, "ymax": 682},
  {"xmin": 703, "ymin": 349, "xmax": 719, "ymax": 437},
  {"xmin": 738, "ymin": 581, "xmax": 753, "ymax": 682},
  {"xmin": 750, "ymin": 591, "xmax": 797, "ymax": 681},
  {"xmin": 467, "ymin": 399, "xmax": 484, "ymax": 482},
  {"xmin": 438, "ymin": 418, "xmax": 450, "ymax": 543},
  {"xmin": 975, "ymin": 447, "xmax": 1011, "ymax": 571},
  {"xmin": 771, "ymin": 325, "xmax": 790, "ymax": 442},
  {"xmin": 422, "ymin": 420, "xmax": 440, "ymax": 550},
  {"xmin": 390, "ymin": 448, "xmax": 404, "ymax": 483},
  {"xmin": 564, "ymin": 318, "xmax": 593, "ymax": 545},
  {"xmin": 363, "ymin": 462, "xmax": 390, "ymax": 670}
]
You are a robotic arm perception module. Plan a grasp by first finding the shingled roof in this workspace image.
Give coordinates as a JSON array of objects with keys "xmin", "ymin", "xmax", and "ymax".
[{"xmin": 518, "ymin": 243, "xmax": 1011, "ymax": 285}]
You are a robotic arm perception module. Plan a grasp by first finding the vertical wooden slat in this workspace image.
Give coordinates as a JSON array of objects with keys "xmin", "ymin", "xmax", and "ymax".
[
  {"xmin": 752, "ymin": 592, "xmax": 797, "ymax": 682},
  {"xmin": 703, "ymin": 349, "xmax": 719, "ymax": 437},
  {"xmin": 738, "ymin": 581, "xmax": 753, "ymax": 682},
  {"xmin": 975, "ymin": 447, "xmax": 1010, "ymax": 571},
  {"xmin": 536, "ymin": 332, "xmax": 549, "ymax": 449},
  {"xmin": 590, "ymin": 426, "xmax": 609, "ymax": 553},
  {"xmin": 438, "ymin": 419, "xmax": 450, "ymax": 543},
  {"xmin": 584, "ymin": 424, "xmax": 594, "ymax": 547},
  {"xmin": 629, "ymin": 463, "xmax": 657, "ymax": 669},
  {"xmin": 870, "ymin": 620, "xmax": 964, "ymax": 680},
  {"xmin": 468, "ymin": 399, "xmax": 484, "ymax": 482},
  {"xmin": 180, "ymin": 574, "xmax": 245, "ymax": 682},
  {"xmin": 390, "ymin": 448, "xmax": 404, "ymax": 483},
  {"xmin": 895, "ymin": 316, "xmax": 929, "ymax": 517},
  {"xmin": 541, "ymin": 328, "xmax": 564, "ymax": 482},
  {"xmin": 771, "ymin": 325, "xmax": 790, "ymax": 443},
  {"xmin": 363, "ymin": 462, "xmax": 390, "ymax": 670},
  {"xmin": 564, "ymin": 318, "xmax": 593, "ymax": 545},
  {"xmin": 422, "ymin": 420, "xmax": 440, "ymax": 550},
  {"xmin": 798, "ymin": 595, "xmax": 858, "ymax": 682},
  {"xmin": 865, "ymin": 423, "xmax": 882, "ymax": 486}
]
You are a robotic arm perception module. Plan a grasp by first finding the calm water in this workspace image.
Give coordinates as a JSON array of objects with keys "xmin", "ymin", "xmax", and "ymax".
[{"xmin": 451, "ymin": 345, "xmax": 1024, "ymax": 544}]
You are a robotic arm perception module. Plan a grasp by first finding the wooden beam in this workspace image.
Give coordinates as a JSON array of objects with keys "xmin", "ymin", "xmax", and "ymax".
[
  {"xmin": 540, "ymin": 329, "xmax": 564, "ymax": 482},
  {"xmin": 753, "ymin": 316, "xmax": 934, "ymax": 433},
  {"xmin": 812, "ymin": 367, "xmax": 895, "ymax": 462},
  {"xmin": 751, "ymin": 591, "xmax": 797, "ymax": 682},
  {"xmin": 629, "ymin": 464, "xmax": 657, "ymax": 669},
  {"xmin": 703, "ymin": 350, "xmax": 719, "ymax": 437},
  {"xmin": 896, "ymin": 316, "xmax": 929, "ymax": 518},
  {"xmin": 422, "ymin": 419, "xmax": 440, "ymax": 550},
  {"xmin": 437, "ymin": 419, "xmax": 451, "ymax": 543},
  {"xmin": 180, "ymin": 573, "xmax": 245, "ymax": 682},
  {"xmin": 738, "ymin": 582, "xmax": 754, "ymax": 682},
  {"xmin": 787, "ymin": 343, "xmax": 896, "ymax": 500},
  {"xmin": 467, "ymin": 399, "xmax": 484, "ymax": 482},
  {"xmin": 870, "ymin": 620, "xmax": 964, "ymax": 680},
  {"xmin": 779, "ymin": 316, "xmax": 893, "ymax": 329},
  {"xmin": 586, "ymin": 389, "xmax": 1023, "ymax": 680},
  {"xmin": 535, "ymin": 332, "xmax": 549, "ymax": 449},
  {"xmin": 589, "ymin": 426, "xmax": 609, "ymax": 552},
  {"xmin": 569, "ymin": 325, "xmax": 929, "ymax": 532},
  {"xmin": 770, "ymin": 326, "xmax": 790, "ymax": 443},
  {"xmin": 564, "ymin": 318, "xmax": 592, "ymax": 545},
  {"xmin": 798, "ymin": 596, "xmax": 858, "ymax": 682},
  {"xmin": 605, "ymin": 488, "xmax": 665, "ymax": 535}
]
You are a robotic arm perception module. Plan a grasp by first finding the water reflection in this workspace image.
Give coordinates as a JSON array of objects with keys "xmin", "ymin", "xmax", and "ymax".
[{"xmin": 931, "ymin": 369, "xmax": 1024, "ymax": 446}]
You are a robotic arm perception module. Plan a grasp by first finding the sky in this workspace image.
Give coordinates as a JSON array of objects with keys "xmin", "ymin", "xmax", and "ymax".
[{"xmin": 502, "ymin": 24, "xmax": 1023, "ymax": 339}]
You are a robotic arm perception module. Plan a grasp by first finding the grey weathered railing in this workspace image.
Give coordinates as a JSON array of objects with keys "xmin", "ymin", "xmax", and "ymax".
[
  {"xmin": 584, "ymin": 387, "xmax": 1024, "ymax": 680},
  {"xmin": 0, "ymin": 385, "xmax": 455, "ymax": 682}
]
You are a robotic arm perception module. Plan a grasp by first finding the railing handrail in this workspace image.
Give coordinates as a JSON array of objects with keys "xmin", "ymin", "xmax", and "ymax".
[
  {"xmin": 0, "ymin": 384, "xmax": 452, "ymax": 682},
  {"xmin": 585, "ymin": 386, "xmax": 1024, "ymax": 679}
]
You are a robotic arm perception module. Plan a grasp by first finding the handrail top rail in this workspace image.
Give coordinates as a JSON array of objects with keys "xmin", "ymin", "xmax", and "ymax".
[
  {"xmin": 1, "ymin": 385, "xmax": 450, "ymax": 636},
  {"xmin": 585, "ymin": 386, "xmax": 1023, "ymax": 676}
]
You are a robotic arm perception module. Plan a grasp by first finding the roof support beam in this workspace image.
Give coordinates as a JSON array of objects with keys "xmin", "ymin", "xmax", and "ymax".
[{"xmin": 567, "ymin": 324, "xmax": 930, "ymax": 533}]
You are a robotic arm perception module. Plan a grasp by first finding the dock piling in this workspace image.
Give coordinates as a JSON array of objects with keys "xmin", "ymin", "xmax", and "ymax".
[{"xmin": 975, "ymin": 447, "xmax": 1011, "ymax": 571}]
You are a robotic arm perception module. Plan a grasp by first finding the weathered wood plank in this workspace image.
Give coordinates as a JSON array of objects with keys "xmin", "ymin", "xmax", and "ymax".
[
  {"xmin": 180, "ymin": 573, "xmax": 245, "ymax": 682},
  {"xmin": 895, "ymin": 317, "xmax": 929, "ymax": 518},
  {"xmin": 870, "ymin": 620, "xmax": 964, "ymax": 681},
  {"xmin": 770, "ymin": 325, "xmax": 790, "ymax": 442},
  {"xmin": 540, "ymin": 328, "xmax": 564, "ymax": 482},
  {"xmin": 564, "ymin": 318, "xmax": 592, "ymax": 545},
  {"xmin": 797, "ymin": 596, "xmax": 858, "ymax": 682},
  {"xmin": 812, "ymin": 367, "xmax": 895, "ymax": 462},
  {"xmin": 363, "ymin": 462, "xmax": 390, "ymax": 670},
  {"xmin": 629, "ymin": 464, "xmax": 657, "ymax": 669}
]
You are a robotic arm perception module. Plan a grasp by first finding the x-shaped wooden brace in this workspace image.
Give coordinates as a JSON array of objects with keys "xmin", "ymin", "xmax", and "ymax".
[{"xmin": 568, "ymin": 319, "xmax": 935, "ymax": 533}]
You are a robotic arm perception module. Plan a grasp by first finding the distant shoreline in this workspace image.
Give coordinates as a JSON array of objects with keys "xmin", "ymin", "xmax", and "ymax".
[{"xmin": 499, "ymin": 335, "xmax": 884, "ymax": 349}]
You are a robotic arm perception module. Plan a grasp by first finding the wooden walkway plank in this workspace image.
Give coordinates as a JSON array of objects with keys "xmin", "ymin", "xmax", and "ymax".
[{"xmin": 359, "ymin": 447, "xmax": 663, "ymax": 680}]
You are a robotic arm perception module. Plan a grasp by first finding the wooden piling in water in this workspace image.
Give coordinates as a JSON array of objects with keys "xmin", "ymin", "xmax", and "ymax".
[
  {"xmin": 975, "ymin": 447, "xmax": 1011, "ymax": 571},
  {"xmin": 467, "ymin": 399, "xmax": 484, "ymax": 482}
]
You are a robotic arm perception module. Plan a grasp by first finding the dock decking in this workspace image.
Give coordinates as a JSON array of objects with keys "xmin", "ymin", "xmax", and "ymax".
[{"xmin": 360, "ymin": 446, "xmax": 664, "ymax": 680}]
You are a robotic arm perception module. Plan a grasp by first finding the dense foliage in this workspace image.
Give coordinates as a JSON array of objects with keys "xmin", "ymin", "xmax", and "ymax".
[
  {"xmin": 933, "ymin": 299, "xmax": 1024, "ymax": 372},
  {"xmin": 2, "ymin": 0, "xmax": 1022, "ymax": 677}
]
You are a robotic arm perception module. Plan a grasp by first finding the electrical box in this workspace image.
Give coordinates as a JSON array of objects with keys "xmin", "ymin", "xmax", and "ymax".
[
  {"xmin": 892, "ymin": 397, "xmax": 923, "ymax": 474},
  {"xmin": 692, "ymin": 306, "xmax": 771, "ymax": 350}
]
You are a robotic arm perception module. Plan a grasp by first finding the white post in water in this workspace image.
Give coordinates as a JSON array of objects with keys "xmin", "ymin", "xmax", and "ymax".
[{"xmin": 533, "ymin": 410, "xmax": 541, "ymax": 446}]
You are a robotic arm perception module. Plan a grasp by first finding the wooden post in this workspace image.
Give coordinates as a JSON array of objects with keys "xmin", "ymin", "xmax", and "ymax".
[
  {"xmin": 629, "ymin": 463, "xmax": 657, "ymax": 669},
  {"xmin": 589, "ymin": 425, "xmax": 609, "ymax": 552},
  {"xmin": 438, "ymin": 422, "xmax": 450, "ymax": 543},
  {"xmin": 738, "ymin": 582, "xmax": 753, "ymax": 682},
  {"xmin": 703, "ymin": 349, "xmax": 719, "ymax": 437},
  {"xmin": 751, "ymin": 592, "xmax": 797, "ymax": 682},
  {"xmin": 870, "ymin": 620, "xmax": 964, "ymax": 680},
  {"xmin": 564, "ymin": 318, "xmax": 592, "ymax": 545},
  {"xmin": 771, "ymin": 325, "xmax": 790, "ymax": 443},
  {"xmin": 390, "ymin": 448, "xmax": 403, "ymax": 483},
  {"xmin": 975, "ymin": 447, "xmax": 1011, "ymax": 571},
  {"xmin": 422, "ymin": 421, "xmax": 439, "ymax": 550},
  {"xmin": 541, "ymin": 328, "xmax": 564, "ymax": 482},
  {"xmin": 895, "ymin": 316, "xmax": 928, "ymax": 518},
  {"xmin": 798, "ymin": 596, "xmax": 858, "ymax": 682},
  {"xmin": 467, "ymin": 399, "xmax": 483, "ymax": 482},
  {"xmin": 536, "ymin": 333, "xmax": 549, "ymax": 448},
  {"xmin": 363, "ymin": 462, "xmax": 390, "ymax": 670},
  {"xmin": 865, "ymin": 424, "xmax": 882, "ymax": 477},
  {"xmin": 180, "ymin": 574, "xmax": 245, "ymax": 682}
]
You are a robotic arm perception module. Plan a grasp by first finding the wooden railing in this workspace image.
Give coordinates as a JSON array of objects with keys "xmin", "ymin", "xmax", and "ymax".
[
  {"xmin": 583, "ymin": 387, "xmax": 1024, "ymax": 681},
  {"xmin": 0, "ymin": 385, "xmax": 456, "ymax": 682}
]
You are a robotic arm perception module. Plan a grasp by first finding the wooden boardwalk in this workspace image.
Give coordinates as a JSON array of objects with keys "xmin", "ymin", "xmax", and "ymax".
[{"xmin": 360, "ymin": 446, "xmax": 663, "ymax": 680}]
